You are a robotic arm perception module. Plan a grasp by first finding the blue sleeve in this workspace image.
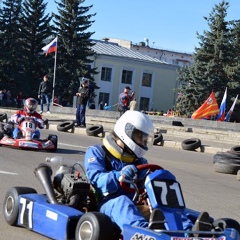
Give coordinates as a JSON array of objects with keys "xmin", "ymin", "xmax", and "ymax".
[{"xmin": 84, "ymin": 145, "xmax": 120, "ymax": 197}]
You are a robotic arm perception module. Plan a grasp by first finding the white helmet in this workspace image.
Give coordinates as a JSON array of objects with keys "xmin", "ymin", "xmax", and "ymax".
[{"xmin": 114, "ymin": 111, "xmax": 154, "ymax": 158}]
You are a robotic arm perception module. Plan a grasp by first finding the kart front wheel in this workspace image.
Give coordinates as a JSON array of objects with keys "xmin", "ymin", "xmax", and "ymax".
[
  {"xmin": 75, "ymin": 212, "xmax": 114, "ymax": 240},
  {"xmin": 213, "ymin": 218, "xmax": 240, "ymax": 234},
  {"xmin": 48, "ymin": 134, "xmax": 58, "ymax": 152},
  {"xmin": 3, "ymin": 187, "xmax": 37, "ymax": 226}
]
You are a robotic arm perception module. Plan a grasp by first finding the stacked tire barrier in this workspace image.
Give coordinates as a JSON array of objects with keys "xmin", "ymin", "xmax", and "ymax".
[{"xmin": 213, "ymin": 146, "xmax": 240, "ymax": 179}]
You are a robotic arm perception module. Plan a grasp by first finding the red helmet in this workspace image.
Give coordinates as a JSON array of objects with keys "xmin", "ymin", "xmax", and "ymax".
[{"xmin": 24, "ymin": 98, "xmax": 38, "ymax": 114}]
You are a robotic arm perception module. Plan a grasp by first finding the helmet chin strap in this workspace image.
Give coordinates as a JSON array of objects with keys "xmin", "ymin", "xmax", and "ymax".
[{"xmin": 103, "ymin": 135, "xmax": 137, "ymax": 163}]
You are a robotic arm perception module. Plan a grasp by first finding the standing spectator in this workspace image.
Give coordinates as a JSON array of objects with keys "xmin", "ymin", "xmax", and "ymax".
[
  {"xmin": 75, "ymin": 78, "xmax": 90, "ymax": 127},
  {"xmin": 2, "ymin": 89, "xmax": 7, "ymax": 106},
  {"xmin": 38, "ymin": 75, "xmax": 52, "ymax": 114},
  {"xmin": 167, "ymin": 109, "xmax": 172, "ymax": 117},
  {"xmin": 0, "ymin": 90, "xmax": 3, "ymax": 106},
  {"xmin": 99, "ymin": 101, "xmax": 104, "ymax": 110},
  {"xmin": 118, "ymin": 86, "xmax": 135, "ymax": 116},
  {"xmin": 129, "ymin": 98, "xmax": 138, "ymax": 111},
  {"xmin": 6, "ymin": 90, "xmax": 12, "ymax": 106},
  {"xmin": 16, "ymin": 91, "xmax": 24, "ymax": 108}
]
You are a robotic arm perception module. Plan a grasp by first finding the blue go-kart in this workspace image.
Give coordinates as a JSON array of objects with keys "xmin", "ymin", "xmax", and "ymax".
[{"xmin": 3, "ymin": 160, "xmax": 240, "ymax": 239}]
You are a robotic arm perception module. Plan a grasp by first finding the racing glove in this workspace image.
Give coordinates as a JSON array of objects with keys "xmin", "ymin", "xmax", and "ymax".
[
  {"xmin": 118, "ymin": 165, "xmax": 137, "ymax": 182},
  {"xmin": 17, "ymin": 116, "xmax": 25, "ymax": 124},
  {"xmin": 36, "ymin": 118, "xmax": 44, "ymax": 129}
]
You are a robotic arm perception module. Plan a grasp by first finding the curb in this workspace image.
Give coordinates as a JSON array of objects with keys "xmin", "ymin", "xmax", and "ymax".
[{"xmin": 48, "ymin": 123, "xmax": 229, "ymax": 155}]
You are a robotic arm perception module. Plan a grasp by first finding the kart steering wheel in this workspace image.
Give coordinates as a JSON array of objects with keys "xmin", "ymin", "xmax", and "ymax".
[{"xmin": 120, "ymin": 164, "xmax": 163, "ymax": 194}]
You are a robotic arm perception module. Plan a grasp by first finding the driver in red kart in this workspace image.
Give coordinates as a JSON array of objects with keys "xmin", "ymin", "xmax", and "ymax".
[
  {"xmin": 84, "ymin": 111, "xmax": 194, "ymax": 234},
  {"xmin": 8, "ymin": 98, "xmax": 44, "ymax": 139}
]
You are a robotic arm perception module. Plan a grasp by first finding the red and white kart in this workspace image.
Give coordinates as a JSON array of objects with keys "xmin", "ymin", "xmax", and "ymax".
[{"xmin": 0, "ymin": 117, "xmax": 57, "ymax": 151}]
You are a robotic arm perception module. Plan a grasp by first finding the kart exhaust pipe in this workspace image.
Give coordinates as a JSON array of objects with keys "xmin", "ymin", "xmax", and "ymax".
[{"xmin": 34, "ymin": 163, "xmax": 58, "ymax": 204}]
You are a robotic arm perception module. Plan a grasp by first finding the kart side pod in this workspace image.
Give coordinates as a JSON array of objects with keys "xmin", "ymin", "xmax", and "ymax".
[{"xmin": 34, "ymin": 163, "xmax": 58, "ymax": 204}]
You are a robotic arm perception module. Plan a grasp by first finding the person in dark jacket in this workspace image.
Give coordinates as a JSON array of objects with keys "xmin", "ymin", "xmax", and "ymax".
[
  {"xmin": 75, "ymin": 78, "xmax": 90, "ymax": 127},
  {"xmin": 38, "ymin": 75, "xmax": 52, "ymax": 114}
]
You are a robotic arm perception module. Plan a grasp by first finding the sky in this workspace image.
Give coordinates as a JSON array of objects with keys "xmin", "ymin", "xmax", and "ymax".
[{"xmin": 46, "ymin": 0, "xmax": 240, "ymax": 53}]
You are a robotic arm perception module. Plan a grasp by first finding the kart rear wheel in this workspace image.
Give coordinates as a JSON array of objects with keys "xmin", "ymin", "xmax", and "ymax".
[
  {"xmin": 48, "ymin": 134, "xmax": 58, "ymax": 152},
  {"xmin": 0, "ymin": 113, "xmax": 8, "ymax": 122},
  {"xmin": 0, "ymin": 130, "xmax": 4, "ymax": 140},
  {"xmin": 75, "ymin": 212, "xmax": 114, "ymax": 240},
  {"xmin": 213, "ymin": 218, "xmax": 240, "ymax": 234},
  {"xmin": 3, "ymin": 187, "xmax": 37, "ymax": 226}
]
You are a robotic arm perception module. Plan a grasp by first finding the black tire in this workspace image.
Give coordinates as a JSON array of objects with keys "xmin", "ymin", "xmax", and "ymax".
[
  {"xmin": 75, "ymin": 212, "xmax": 114, "ymax": 240},
  {"xmin": 237, "ymin": 170, "xmax": 240, "ymax": 181},
  {"xmin": 3, "ymin": 187, "xmax": 37, "ymax": 226},
  {"xmin": 57, "ymin": 121, "xmax": 74, "ymax": 132},
  {"xmin": 0, "ymin": 131, "xmax": 4, "ymax": 139},
  {"xmin": 44, "ymin": 119, "xmax": 49, "ymax": 129},
  {"xmin": 86, "ymin": 125, "xmax": 103, "ymax": 137},
  {"xmin": 0, "ymin": 113, "xmax": 7, "ymax": 122},
  {"xmin": 213, "ymin": 218, "xmax": 240, "ymax": 234},
  {"xmin": 181, "ymin": 138, "xmax": 201, "ymax": 151},
  {"xmin": 48, "ymin": 134, "xmax": 58, "ymax": 151},
  {"xmin": 213, "ymin": 162, "xmax": 240, "ymax": 174},
  {"xmin": 213, "ymin": 152, "xmax": 240, "ymax": 164},
  {"xmin": 230, "ymin": 145, "xmax": 240, "ymax": 154},
  {"xmin": 153, "ymin": 133, "xmax": 163, "ymax": 145}
]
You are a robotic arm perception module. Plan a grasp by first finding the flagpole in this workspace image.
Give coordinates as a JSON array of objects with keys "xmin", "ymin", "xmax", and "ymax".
[{"xmin": 52, "ymin": 37, "xmax": 58, "ymax": 106}]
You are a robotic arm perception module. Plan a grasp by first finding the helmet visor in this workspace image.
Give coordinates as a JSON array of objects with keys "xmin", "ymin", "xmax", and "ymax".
[
  {"xmin": 132, "ymin": 129, "xmax": 153, "ymax": 150},
  {"xmin": 120, "ymin": 119, "xmax": 153, "ymax": 151}
]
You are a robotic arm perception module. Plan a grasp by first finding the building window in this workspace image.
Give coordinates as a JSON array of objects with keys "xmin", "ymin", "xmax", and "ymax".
[
  {"xmin": 121, "ymin": 70, "xmax": 132, "ymax": 84},
  {"xmin": 98, "ymin": 92, "xmax": 109, "ymax": 106},
  {"xmin": 101, "ymin": 67, "xmax": 112, "ymax": 82},
  {"xmin": 142, "ymin": 73, "xmax": 152, "ymax": 87},
  {"xmin": 139, "ymin": 97, "xmax": 150, "ymax": 111}
]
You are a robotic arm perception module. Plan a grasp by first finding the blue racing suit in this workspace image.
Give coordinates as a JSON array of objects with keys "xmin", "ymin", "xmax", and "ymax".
[
  {"xmin": 84, "ymin": 144, "xmax": 193, "ymax": 232},
  {"xmin": 84, "ymin": 144, "xmax": 149, "ymax": 231}
]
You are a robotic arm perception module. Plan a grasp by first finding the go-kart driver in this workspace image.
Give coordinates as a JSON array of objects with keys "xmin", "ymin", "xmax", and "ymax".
[
  {"xmin": 84, "ymin": 111, "xmax": 204, "ymax": 234},
  {"xmin": 6, "ymin": 98, "xmax": 44, "ymax": 139}
]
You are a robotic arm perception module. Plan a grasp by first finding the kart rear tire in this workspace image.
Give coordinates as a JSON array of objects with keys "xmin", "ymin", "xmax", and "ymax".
[
  {"xmin": 0, "ymin": 130, "xmax": 4, "ymax": 139},
  {"xmin": 86, "ymin": 125, "xmax": 103, "ymax": 137},
  {"xmin": 57, "ymin": 121, "xmax": 74, "ymax": 132},
  {"xmin": 75, "ymin": 212, "xmax": 114, "ymax": 240},
  {"xmin": 3, "ymin": 187, "xmax": 37, "ymax": 226},
  {"xmin": 213, "ymin": 218, "xmax": 240, "ymax": 234},
  {"xmin": 153, "ymin": 132, "xmax": 163, "ymax": 145},
  {"xmin": 181, "ymin": 138, "xmax": 201, "ymax": 151},
  {"xmin": 0, "ymin": 113, "xmax": 7, "ymax": 122},
  {"xmin": 48, "ymin": 134, "xmax": 58, "ymax": 151}
]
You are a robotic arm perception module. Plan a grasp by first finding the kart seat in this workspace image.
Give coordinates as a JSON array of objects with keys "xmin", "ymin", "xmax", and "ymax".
[
  {"xmin": 148, "ymin": 209, "xmax": 166, "ymax": 230},
  {"xmin": 192, "ymin": 211, "xmax": 212, "ymax": 237}
]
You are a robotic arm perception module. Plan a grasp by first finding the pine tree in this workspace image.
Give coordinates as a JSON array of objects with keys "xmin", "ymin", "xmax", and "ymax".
[
  {"xmin": 52, "ymin": 0, "xmax": 97, "ymax": 103},
  {"xmin": 176, "ymin": 1, "xmax": 240, "ymax": 121},
  {"xmin": 0, "ymin": 0, "xmax": 25, "ymax": 95},
  {"xmin": 20, "ymin": 0, "xmax": 53, "ymax": 97}
]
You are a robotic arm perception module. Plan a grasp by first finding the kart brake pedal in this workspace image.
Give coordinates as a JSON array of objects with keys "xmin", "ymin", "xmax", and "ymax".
[{"xmin": 148, "ymin": 209, "xmax": 166, "ymax": 230}]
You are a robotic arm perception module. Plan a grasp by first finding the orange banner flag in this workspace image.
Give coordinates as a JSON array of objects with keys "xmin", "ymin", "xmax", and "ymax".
[{"xmin": 191, "ymin": 91, "xmax": 219, "ymax": 119}]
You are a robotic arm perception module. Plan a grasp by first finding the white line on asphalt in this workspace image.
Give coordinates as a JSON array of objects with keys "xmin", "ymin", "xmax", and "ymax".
[
  {"xmin": 59, "ymin": 142, "xmax": 88, "ymax": 149},
  {"xmin": 0, "ymin": 170, "xmax": 18, "ymax": 175}
]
